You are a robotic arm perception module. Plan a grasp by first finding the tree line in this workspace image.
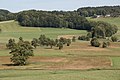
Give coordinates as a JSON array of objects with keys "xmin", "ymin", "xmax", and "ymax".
[
  {"xmin": 0, "ymin": 9, "xmax": 15, "ymax": 21},
  {"xmin": 77, "ymin": 6, "xmax": 120, "ymax": 17},
  {"xmin": 16, "ymin": 10, "xmax": 90, "ymax": 30},
  {"xmin": 0, "ymin": 6, "xmax": 120, "ymax": 22}
]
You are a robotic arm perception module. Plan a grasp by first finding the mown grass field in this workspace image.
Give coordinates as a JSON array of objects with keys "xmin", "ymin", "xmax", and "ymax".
[
  {"xmin": 0, "ymin": 18, "xmax": 120, "ymax": 80},
  {"xmin": 0, "ymin": 70, "xmax": 120, "ymax": 80}
]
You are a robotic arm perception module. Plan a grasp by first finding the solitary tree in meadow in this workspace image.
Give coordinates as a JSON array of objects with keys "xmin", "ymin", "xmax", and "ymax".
[{"xmin": 9, "ymin": 40, "xmax": 34, "ymax": 66}]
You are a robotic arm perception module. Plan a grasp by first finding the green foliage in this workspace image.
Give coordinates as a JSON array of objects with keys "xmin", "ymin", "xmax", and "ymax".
[
  {"xmin": 78, "ymin": 35, "xmax": 90, "ymax": 41},
  {"xmin": 16, "ymin": 10, "xmax": 90, "ymax": 30},
  {"xmin": 19, "ymin": 37, "xmax": 23, "ymax": 42},
  {"xmin": 9, "ymin": 40, "xmax": 34, "ymax": 66},
  {"xmin": 66, "ymin": 39, "xmax": 71, "ymax": 46},
  {"xmin": 77, "ymin": 6, "xmax": 120, "ymax": 17},
  {"xmin": 49, "ymin": 39, "xmax": 56, "ymax": 48},
  {"xmin": 90, "ymin": 21, "xmax": 118, "ymax": 38},
  {"xmin": 31, "ymin": 38, "xmax": 39, "ymax": 48},
  {"xmin": 0, "ymin": 9, "xmax": 15, "ymax": 21},
  {"xmin": 57, "ymin": 42, "xmax": 63, "ymax": 50},
  {"xmin": 111, "ymin": 36, "xmax": 118, "ymax": 42},
  {"xmin": 6, "ymin": 39, "xmax": 16, "ymax": 49},
  {"xmin": 87, "ymin": 32, "xmax": 92, "ymax": 38},
  {"xmin": 72, "ymin": 36, "xmax": 76, "ymax": 42},
  {"xmin": 32, "ymin": 35, "xmax": 73, "ymax": 49},
  {"xmin": 90, "ymin": 38, "xmax": 101, "ymax": 47},
  {"xmin": 59, "ymin": 37, "xmax": 67, "ymax": 44},
  {"xmin": 102, "ymin": 42, "xmax": 108, "ymax": 48}
]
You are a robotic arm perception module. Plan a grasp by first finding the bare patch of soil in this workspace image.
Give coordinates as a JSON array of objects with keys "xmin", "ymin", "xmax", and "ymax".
[
  {"xmin": 58, "ymin": 35, "xmax": 78, "ymax": 39},
  {"xmin": 63, "ymin": 42, "xmax": 109, "ymax": 51},
  {"xmin": 0, "ymin": 56, "xmax": 111, "ymax": 70}
]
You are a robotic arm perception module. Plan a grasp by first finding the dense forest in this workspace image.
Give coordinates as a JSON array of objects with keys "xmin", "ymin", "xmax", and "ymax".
[
  {"xmin": 0, "ymin": 6, "xmax": 119, "ymax": 37},
  {"xmin": 0, "ymin": 6, "xmax": 120, "ymax": 22},
  {"xmin": 16, "ymin": 10, "xmax": 90, "ymax": 30},
  {"xmin": 77, "ymin": 6, "xmax": 120, "ymax": 17},
  {"xmin": 0, "ymin": 9, "xmax": 15, "ymax": 21}
]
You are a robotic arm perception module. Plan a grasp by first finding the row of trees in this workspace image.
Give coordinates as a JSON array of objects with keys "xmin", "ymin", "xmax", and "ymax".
[
  {"xmin": 6, "ymin": 35, "xmax": 76, "ymax": 65},
  {"xmin": 0, "ymin": 6, "xmax": 120, "ymax": 22},
  {"xmin": 31, "ymin": 35, "xmax": 75, "ymax": 49},
  {"xmin": 77, "ymin": 6, "xmax": 120, "ymax": 17},
  {"xmin": 90, "ymin": 36, "xmax": 118, "ymax": 48},
  {"xmin": 16, "ymin": 10, "xmax": 90, "ymax": 30}
]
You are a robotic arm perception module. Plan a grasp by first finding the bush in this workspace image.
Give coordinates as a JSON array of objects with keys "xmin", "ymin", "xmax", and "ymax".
[
  {"xmin": 90, "ymin": 38, "xmax": 101, "ymax": 47},
  {"xmin": 87, "ymin": 32, "xmax": 92, "ymax": 38},
  {"xmin": 78, "ymin": 35, "xmax": 90, "ymax": 41},
  {"xmin": 111, "ymin": 36, "xmax": 118, "ymax": 42},
  {"xmin": 102, "ymin": 41, "xmax": 111, "ymax": 48},
  {"xmin": 0, "ymin": 29, "xmax": 2, "ymax": 33},
  {"xmin": 78, "ymin": 36, "xmax": 86, "ymax": 40},
  {"xmin": 59, "ymin": 37, "xmax": 67, "ymax": 44},
  {"xmin": 102, "ymin": 42, "xmax": 108, "ymax": 48},
  {"xmin": 72, "ymin": 36, "xmax": 76, "ymax": 42},
  {"xmin": 66, "ymin": 39, "xmax": 71, "ymax": 46},
  {"xmin": 57, "ymin": 42, "xmax": 63, "ymax": 50},
  {"xmin": 107, "ymin": 41, "xmax": 110, "ymax": 46}
]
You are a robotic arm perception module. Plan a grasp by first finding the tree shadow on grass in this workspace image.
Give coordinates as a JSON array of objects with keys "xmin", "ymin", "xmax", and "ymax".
[{"xmin": 2, "ymin": 64, "xmax": 18, "ymax": 66}]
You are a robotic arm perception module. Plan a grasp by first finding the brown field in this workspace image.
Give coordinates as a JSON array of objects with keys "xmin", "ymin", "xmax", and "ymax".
[
  {"xmin": 0, "ymin": 56, "xmax": 111, "ymax": 70},
  {"xmin": 58, "ymin": 35, "xmax": 79, "ymax": 39}
]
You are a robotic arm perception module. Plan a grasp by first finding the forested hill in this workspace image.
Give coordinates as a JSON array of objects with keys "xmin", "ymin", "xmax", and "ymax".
[
  {"xmin": 16, "ymin": 10, "xmax": 90, "ymax": 30},
  {"xmin": 77, "ymin": 6, "xmax": 120, "ymax": 17},
  {"xmin": 0, "ymin": 6, "xmax": 119, "ymax": 38},
  {"xmin": 0, "ymin": 6, "xmax": 119, "ymax": 30},
  {"xmin": 0, "ymin": 5, "xmax": 120, "ymax": 22},
  {"xmin": 0, "ymin": 9, "xmax": 15, "ymax": 21}
]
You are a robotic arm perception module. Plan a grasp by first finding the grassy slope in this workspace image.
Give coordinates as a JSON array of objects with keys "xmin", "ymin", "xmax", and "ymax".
[
  {"xmin": 0, "ymin": 70, "xmax": 120, "ymax": 80},
  {"xmin": 0, "ymin": 20, "xmax": 86, "ymax": 43}
]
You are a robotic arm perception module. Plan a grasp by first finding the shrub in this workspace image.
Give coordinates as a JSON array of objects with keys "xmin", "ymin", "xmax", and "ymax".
[
  {"xmin": 111, "ymin": 36, "xmax": 118, "ymax": 42},
  {"xmin": 72, "ymin": 36, "xmax": 76, "ymax": 42},
  {"xmin": 78, "ymin": 36, "xmax": 90, "ymax": 41},
  {"xmin": 0, "ymin": 29, "xmax": 2, "ymax": 33},
  {"xmin": 90, "ymin": 38, "xmax": 101, "ymax": 47},
  {"xmin": 66, "ymin": 39, "xmax": 71, "ymax": 46},
  {"xmin": 102, "ymin": 42, "xmax": 108, "ymax": 48},
  {"xmin": 87, "ymin": 32, "xmax": 92, "ymax": 38},
  {"xmin": 59, "ymin": 37, "xmax": 67, "ymax": 44},
  {"xmin": 57, "ymin": 42, "xmax": 63, "ymax": 50},
  {"xmin": 107, "ymin": 41, "xmax": 110, "ymax": 46},
  {"xmin": 78, "ymin": 36, "xmax": 86, "ymax": 40}
]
